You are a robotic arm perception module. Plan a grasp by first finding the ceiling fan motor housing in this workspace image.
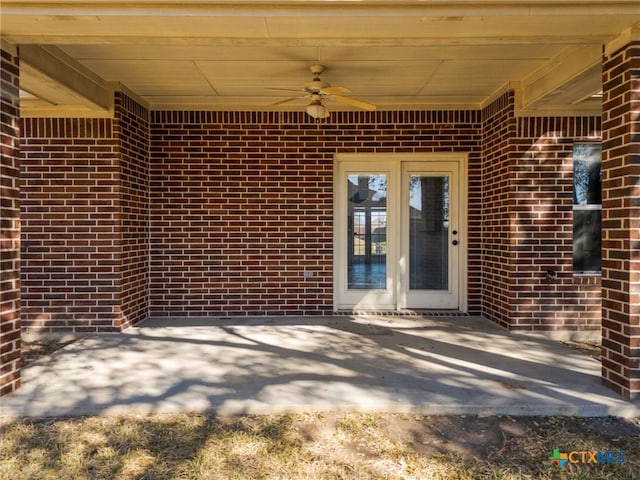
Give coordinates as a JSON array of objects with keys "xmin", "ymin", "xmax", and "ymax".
[
  {"xmin": 305, "ymin": 78, "xmax": 331, "ymax": 92},
  {"xmin": 305, "ymin": 64, "xmax": 330, "ymax": 92},
  {"xmin": 309, "ymin": 64, "xmax": 325, "ymax": 75}
]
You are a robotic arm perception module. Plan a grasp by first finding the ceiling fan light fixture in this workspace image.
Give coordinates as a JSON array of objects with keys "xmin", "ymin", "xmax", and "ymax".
[{"xmin": 306, "ymin": 100, "xmax": 329, "ymax": 119}]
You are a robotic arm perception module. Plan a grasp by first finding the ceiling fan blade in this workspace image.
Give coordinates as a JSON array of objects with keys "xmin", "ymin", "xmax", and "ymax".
[
  {"xmin": 270, "ymin": 96, "xmax": 305, "ymax": 106},
  {"xmin": 321, "ymin": 86, "xmax": 351, "ymax": 95},
  {"xmin": 331, "ymin": 95, "xmax": 377, "ymax": 111}
]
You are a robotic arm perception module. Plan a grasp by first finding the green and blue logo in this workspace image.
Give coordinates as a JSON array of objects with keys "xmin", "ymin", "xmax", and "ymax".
[
  {"xmin": 549, "ymin": 449, "xmax": 568, "ymax": 467},
  {"xmin": 549, "ymin": 449, "xmax": 625, "ymax": 467}
]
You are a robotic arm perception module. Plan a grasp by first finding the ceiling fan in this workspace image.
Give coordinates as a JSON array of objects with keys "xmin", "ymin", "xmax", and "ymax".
[{"xmin": 269, "ymin": 64, "xmax": 377, "ymax": 119}]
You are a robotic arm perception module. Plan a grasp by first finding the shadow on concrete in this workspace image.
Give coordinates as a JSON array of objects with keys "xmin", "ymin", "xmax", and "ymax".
[{"xmin": 2, "ymin": 315, "xmax": 639, "ymax": 418}]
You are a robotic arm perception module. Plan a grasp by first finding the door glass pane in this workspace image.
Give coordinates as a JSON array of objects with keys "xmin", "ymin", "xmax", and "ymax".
[
  {"xmin": 409, "ymin": 175, "xmax": 448, "ymax": 290},
  {"xmin": 347, "ymin": 174, "xmax": 387, "ymax": 289}
]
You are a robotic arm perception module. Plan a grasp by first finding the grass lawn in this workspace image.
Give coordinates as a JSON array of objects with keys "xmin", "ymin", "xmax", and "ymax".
[{"xmin": 1, "ymin": 412, "xmax": 638, "ymax": 479}]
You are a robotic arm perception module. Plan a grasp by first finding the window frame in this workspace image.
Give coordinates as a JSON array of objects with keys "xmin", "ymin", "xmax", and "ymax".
[{"xmin": 572, "ymin": 142, "xmax": 602, "ymax": 276}]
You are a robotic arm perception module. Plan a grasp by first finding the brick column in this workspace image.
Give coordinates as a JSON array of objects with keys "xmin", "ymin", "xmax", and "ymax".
[
  {"xmin": 601, "ymin": 40, "xmax": 640, "ymax": 400},
  {"xmin": 0, "ymin": 46, "xmax": 21, "ymax": 396}
]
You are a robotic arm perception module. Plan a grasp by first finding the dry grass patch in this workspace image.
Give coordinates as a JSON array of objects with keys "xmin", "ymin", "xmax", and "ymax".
[{"xmin": 1, "ymin": 413, "xmax": 638, "ymax": 480}]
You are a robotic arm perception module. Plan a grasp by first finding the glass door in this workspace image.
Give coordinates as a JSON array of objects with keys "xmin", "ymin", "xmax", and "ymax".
[
  {"xmin": 335, "ymin": 157, "xmax": 460, "ymax": 311},
  {"xmin": 348, "ymin": 174, "xmax": 388, "ymax": 291},
  {"xmin": 400, "ymin": 162, "xmax": 459, "ymax": 309},
  {"xmin": 335, "ymin": 162, "xmax": 397, "ymax": 309}
]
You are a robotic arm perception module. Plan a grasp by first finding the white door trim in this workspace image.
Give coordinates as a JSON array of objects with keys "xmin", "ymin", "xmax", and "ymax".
[
  {"xmin": 399, "ymin": 160, "xmax": 460, "ymax": 309},
  {"xmin": 334, "ymin": 160, "xmax": 398, "ymax": 310},
  {"xmin": 334, "ymin": 153, "xmax": 468, "ymax": 312}
]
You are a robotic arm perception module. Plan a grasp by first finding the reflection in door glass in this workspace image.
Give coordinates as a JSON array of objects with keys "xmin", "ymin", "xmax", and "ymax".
[
  {"xmin": 347, "ymin": 174, "xmax": 387, "ymax": 289},
  {"xmin": 409, "ymin": 175, "xmax": 448, "ymax": 290}
]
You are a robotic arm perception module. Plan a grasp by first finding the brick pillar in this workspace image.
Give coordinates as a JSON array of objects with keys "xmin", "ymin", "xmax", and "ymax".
[
  {"xmin": 601, "ymin": 40, "xmax": 640, "ymax": 400},
  {"xmin": 0, "ymin": 46, "xmax": 21, "ymax": 396}
]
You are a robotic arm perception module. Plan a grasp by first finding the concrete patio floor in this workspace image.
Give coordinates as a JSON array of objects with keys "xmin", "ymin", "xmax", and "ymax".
[{"xmin": 1, "ymin": 315, "xmax": 639, "ymax": 418}]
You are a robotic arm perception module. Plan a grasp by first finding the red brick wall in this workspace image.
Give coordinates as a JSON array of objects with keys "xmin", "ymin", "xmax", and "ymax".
[
  {"xmin": 20, "ymin": 118, "xmax": 121, "ymax": 332},
  {"xmin": 601, "ymin": 41, "xmax": 640, "ymax": 399},
  {"xmin": 20, "ymin": 93, "xmax": 149, "ymax": 333},
  {"xmin": 482, "ymin": 91, "xmax": 602, "ymax": 332},
  {"xmin": 0, "ymin": 47, "xmax": 21, "ymax": 396},
  {"xmin": 150, "ymin": 110, "xmax": 484, "ymax": 317},
  {"xmin": 18, "ymin": 96, "xmax": 609, "ymax": 332},
  {"xmin": 114, "ymin": 93, "xmax": 149, "ymax": 329},
  {"xmin": 512, "ymin": 116, "xmax": 601, "ymax": 331},
  {"xmin": 481, "ymin": 92, "xmax": 517, "ymax": 328}
]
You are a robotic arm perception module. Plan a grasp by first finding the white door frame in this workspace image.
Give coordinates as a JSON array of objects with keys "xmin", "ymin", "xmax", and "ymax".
[
  {"xmin": 333, "ymin": 153, "xmax": 468, "ymax": 312},
  {"xmin": 334, "ymin": 160, "xmax": 398, "ymax": 310},
  {"xmin": 399, "ymin": 160, "xmax": 460, "ymax": 309}
]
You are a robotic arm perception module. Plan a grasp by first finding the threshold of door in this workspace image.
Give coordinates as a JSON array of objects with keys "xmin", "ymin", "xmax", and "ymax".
[{"xmin": 334, "ymin": 309, "xmax": 469, "ymax": 317}]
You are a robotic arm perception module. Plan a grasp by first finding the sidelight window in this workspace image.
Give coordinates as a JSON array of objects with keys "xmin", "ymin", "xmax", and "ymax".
[{"xmin": 573, "ymin": 143, "xmax": 602, "ymax": 274}]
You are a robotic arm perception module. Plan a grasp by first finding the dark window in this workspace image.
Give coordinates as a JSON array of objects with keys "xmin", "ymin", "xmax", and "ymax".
[{"xmin": 573, "ymin": 143, "xmax": 602, "ymax": 274}]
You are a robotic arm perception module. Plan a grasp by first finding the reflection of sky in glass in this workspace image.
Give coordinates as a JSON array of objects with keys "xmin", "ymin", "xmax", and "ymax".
[
  {"xmin": 573, "ymin": 144, "xmax": 602, "ymax": 205},
  {"xmin": 346, "ymin": 174, "xmax": 452, "ymax": 210},
  {"xmin": 410, "ymin": 176, "xmax": 449, "ymax": 213},
  {"xmin": 410, "ymin": 179, "xmax": 421, "ymax": 210},
  {"xmin": 348, "ymin": 174, "xmax": 387, "ymax": 201}
]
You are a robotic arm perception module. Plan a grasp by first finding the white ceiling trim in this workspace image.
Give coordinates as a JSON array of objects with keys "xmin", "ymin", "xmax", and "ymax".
[
  {"xmin": 520, "ymin": 45, "xmax": 602, "ymax": 110},
  {"xmin": 4, "ymin": 1, "xmax": 640, "ymax": 16},
  {"xmin": 19, "ymin": 45, "xmax": 113, "ymax": 111}
]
